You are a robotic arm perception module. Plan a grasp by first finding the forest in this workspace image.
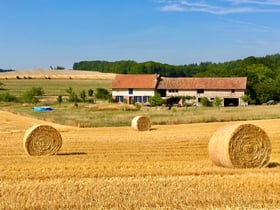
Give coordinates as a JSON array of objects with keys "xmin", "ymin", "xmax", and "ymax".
[{"xmin": 73, "ymin": 54, "xmax": 280, "ymax": 105}]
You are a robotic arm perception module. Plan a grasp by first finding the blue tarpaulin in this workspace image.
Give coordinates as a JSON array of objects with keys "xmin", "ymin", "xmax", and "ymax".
[{"xmin": 33, "ymin": 106, "xmax": 53, "ymax": 111}]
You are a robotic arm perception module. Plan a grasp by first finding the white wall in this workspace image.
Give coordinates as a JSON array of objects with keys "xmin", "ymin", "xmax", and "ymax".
[
  {"xmin": 166, "ymin": 89, "xmax": 246, "ymax": 106},
  {"xmin": 112, "ymin": 89, "xmax": 155, "ymax": 97}
]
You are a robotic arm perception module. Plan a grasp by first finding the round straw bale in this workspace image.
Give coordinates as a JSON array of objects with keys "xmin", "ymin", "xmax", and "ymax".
[
  {"xmin": 23, "ymin": 125, "xmax": 62, "ymax": 156},
  {"xmin": 208, "ymin": 123, "xmax": 271, "ymax": 168},
  {"xmin": 131, "ymin": 116, "xmax": 151, "ymax": 131}
]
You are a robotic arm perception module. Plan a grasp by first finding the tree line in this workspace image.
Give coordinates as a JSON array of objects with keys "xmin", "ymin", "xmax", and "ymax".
[{"xmin": 73, "ymin": 54, "xmax": 280, "ymax": 105}]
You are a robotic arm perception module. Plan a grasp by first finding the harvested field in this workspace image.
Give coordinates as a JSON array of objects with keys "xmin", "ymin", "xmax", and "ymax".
[
  {"xmin": 1, "ymin": 110, "xmax": 280, "ymax": 209},
  {"xmin": 0, "ymin": 69, "xmax": 116, "ymax": 80}
]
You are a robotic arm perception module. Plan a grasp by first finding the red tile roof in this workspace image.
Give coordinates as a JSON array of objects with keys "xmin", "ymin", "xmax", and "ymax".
[
  {"xmin": 157, "ymin": 77, "xmax": 247, "ymax": 90},
  {"xmin": 111, "ymin": 74, "xmax": 159, "ymax": 89}
]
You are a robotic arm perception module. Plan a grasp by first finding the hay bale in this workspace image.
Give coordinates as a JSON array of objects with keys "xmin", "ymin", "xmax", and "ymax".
[
  {"xmin": 23, "ymin": 125, "xmax": 62, "ymax": 156},
  {"xmin": 208, "ymin": 123, "xmax": 271, "ymax": 168},
  {"xmin": 131, "ymin": 116, "xmax": 151, "ymax": 131}
]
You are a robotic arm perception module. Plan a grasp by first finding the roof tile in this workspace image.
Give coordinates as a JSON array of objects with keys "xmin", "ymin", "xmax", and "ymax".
[
  {"xmin": 157, "ymin": 77, "xmax": 247, "ymax": 90},
  {"xmin": 111, "ymin": 74, "xmax": 159, "ymax": 89}
]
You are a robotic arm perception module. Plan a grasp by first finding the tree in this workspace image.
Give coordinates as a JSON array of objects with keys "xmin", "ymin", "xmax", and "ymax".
[
  {"xmin": 149, "ymin": 92, "xmax": 165, "ymax": 106},
  {"xmin": 57, "ymin": 95, "xmax": 63, "ymax": 106},
  {"xmin": 213, "ymin": 97, "xmax": 223, "ymax": 107},
  {"xmin": 66, "ymin": 87, "xmax": 77, "ymax": 102},
  {"xmin": 0, "ymin": 92, "xmax": 17, "ymax": 102},
  {"xmin": 201, "ymin": 97, "xmax": 212, "ymax": 107},
  {"xmin": 88, "ymin": 89, "xmax": 94, "ymax": 97},
  {"xmin": 66, "ymin": 87, "xmax": 73, "ymax": 95},
  {"xmin": 95, "ymin": 88, "xmax": 110, "ymax": 100},
  {"xmin": 88, "ymin": 89, "xmax": 94, "ymax": 103},
  {"xmin": 80, "ymin": 90, "xmax": 86, "ymax": 103},
  {"xmin": 22, "ymin": 87, "xmax": 44, "ymax": 104},
  {"xmin": 55, "ymin": 66, "xmax": 65, "ymax": 70},
  {"xmin": 69, "ymin": 91, "xmax": 78, "ymax": 102}
]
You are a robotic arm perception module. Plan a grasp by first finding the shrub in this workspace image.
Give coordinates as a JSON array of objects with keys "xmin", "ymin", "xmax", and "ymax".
[
  {"xmin": 80, "ymin": 90, "xmax": 86, "ymax": 103},
  {"xmin": 201, "ymin": 97, "xmax": 212, "ymax": 107},
  {"xmin": 22, "ymin": 87, "xmax": 44, "ymax": 104},
  {"xmin": 213, "ymin": 97, "xmax": 223, "ymax": 107},
  {"xmin": 0, "ymin": 92, "xmax": 18, "ymax": 102},
  {"xmin": 95, "ymin": 88, "xmax": 110, "ymax": 100},
  {"xmin": 149, "ymin": 93, "xmax": 165, "ymax": 106},
  {"xmin": 57, "ymin": 95, "xmax": 63, "ymax": 105}
]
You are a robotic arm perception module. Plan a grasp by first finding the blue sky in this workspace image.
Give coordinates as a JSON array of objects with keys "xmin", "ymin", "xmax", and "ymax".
[{"xmin": 1, "ymin": 0, "xmax": 280, "ymax": 70}]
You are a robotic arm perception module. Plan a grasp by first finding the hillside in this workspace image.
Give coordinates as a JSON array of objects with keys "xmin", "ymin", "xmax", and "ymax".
[{"xmin": 0, "ymin": 69, "xmax": 116, "ymax": 80}]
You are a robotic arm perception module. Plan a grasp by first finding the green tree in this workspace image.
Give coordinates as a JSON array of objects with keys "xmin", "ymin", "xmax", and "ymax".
[
  {"xmin": 95, "ymin": 88, "xmax": 110, "ymax": 100},
  {"xmin": 57, "ymin": 95, "xmax": 63, "ymax": 106},
  {"xmin": 22, "ymin": 87, "xmax": 44, "ymax": 104},
  {"xmin": 66, "ymin": 87, "xmax": 73, "ymax": 95},
  {"xmin": 88, "ymin": 89, "xmax": 94, "ymax": 97},
  {"xmin": 241, "ymin": 94, "xmax": 253, "ymax": 105},
  {"xmin": 69, "ymin": 91, "xmax": 78, "ymax": 102},
  {"xmin": 213, "ymin": 97, "xmax": 223, "ymax": 107},
  {"xmin": 87, "ymin": 89, "xmax": 94, "ymax": 103},
  {"xmin": 201, "ymin": 97, "xmax": 212, "ymax": 107},
  {"xmin": 80, "ymin": 90, "xmax": 86, "ymax": 103},
  {"xmin": 149, "ymin": 92, "xmax": 165, "ymax": 106},
  {"xmin": 0, "ymin": 92, "xmax": 17, "ymax": 102}
]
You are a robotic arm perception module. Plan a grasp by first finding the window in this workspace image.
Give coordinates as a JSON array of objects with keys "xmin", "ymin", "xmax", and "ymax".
[
  {"xmin": 143, "ymin": 96, "xmax": 148, "ymax": 102},
  {"xmin": 133, "ymin": 96, "xmax": 143, "ymax": 103},
  {"xmin": 116, "ymin": 96, "xmax": 124, "ymax": 102},
  {"xmin": 197, "ymin": 89, "xmax": 204, "ymax": 94},
  {"xmin": 129, "ymin": 88, "xmax": 133, "ymax": 94},
  {"xmin": 231, "ymin": 90, "xmax": 235, "ymax": 93}
]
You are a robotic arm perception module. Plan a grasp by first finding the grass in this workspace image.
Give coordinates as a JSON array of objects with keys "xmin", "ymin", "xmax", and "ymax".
[
  {"xmin": 0, "ymin": 79, "xmax": 112, "ymax": 96},
  {"xmin": 2, "ymin": 78, "xmax": 280, "ymax": 127},
  {"xmin": 2, "ymin": 101, "xmax": 280, "ymax": 127}
]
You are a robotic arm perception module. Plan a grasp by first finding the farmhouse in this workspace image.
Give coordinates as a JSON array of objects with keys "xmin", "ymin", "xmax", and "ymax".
[
  {"xmin": 111, "ymin": 74, "xmax": 247, "ymax": 106},
  {"xmin": 111, "ymin": 74, "xmax": 159, "ymax": 104}
]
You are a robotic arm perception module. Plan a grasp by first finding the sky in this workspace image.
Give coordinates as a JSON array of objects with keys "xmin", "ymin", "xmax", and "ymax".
[{"xmin": 1, "ymin": 0, "xmax": 280, "ymax": 70}]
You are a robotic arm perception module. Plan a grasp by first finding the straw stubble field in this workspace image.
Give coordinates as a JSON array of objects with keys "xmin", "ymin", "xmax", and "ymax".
[{"xmin": 1, "ymin": 111, "xmax": 280, "ymax": 209}]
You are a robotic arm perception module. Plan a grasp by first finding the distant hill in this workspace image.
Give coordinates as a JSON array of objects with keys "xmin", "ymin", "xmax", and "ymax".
[
  {"xmin": 0, "ymin": 69, "xmax": 14, "ymax": 73},
  {"xmin": 73, "ymin": 54, "xmax": 280, "ymax": 77}
]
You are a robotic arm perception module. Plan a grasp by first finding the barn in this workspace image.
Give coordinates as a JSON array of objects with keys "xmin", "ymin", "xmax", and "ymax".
[
  {"xmin": 111, "ymin": 74, "xmax": 247, "ymax": 107},
  {"xmin": 157, "ymin": 77, "xmax": 247, "ymax": 107}
]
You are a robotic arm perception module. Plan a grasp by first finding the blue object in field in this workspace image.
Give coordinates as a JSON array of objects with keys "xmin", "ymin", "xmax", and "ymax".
[{"xmin": 33, "ymin": 106, "xmax": 53, "ymax": 111}]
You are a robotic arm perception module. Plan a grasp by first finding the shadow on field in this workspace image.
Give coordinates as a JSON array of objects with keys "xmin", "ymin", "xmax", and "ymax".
[
  {"xmin": 267, "ymin": 162, "xmax": 280, "ymax": 168},
  {"xmin": 57, "ymin": 152, "xmax": 87, "ymax": 156}
]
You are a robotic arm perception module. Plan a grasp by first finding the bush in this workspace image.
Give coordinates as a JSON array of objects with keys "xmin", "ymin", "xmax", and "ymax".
[
  {"xmin": 149, "ymin": 93, "xmax": 165, "ymax": 106},
  {"xmin": 22, "ymin": 87, "xmax": 44, "ymax": 104},
  {"xmin": 95, "ymin": 88, "xmax": 110, "ymax": 100},
  {"xmin": 201, "ymin": 97, "xmax": 212, "ymax": 107},
  {"xmin": 213, "ymin": 97, "xmax": 223, "ymax": 107},
  {"xmin": 57, "ymin": 95, "xmax": 63, "ymax": 105},
  {"xmin": 0, "ymin": 92, "xmax": 18, "ymax": 102}
]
